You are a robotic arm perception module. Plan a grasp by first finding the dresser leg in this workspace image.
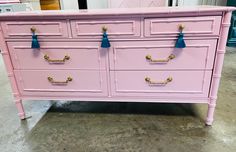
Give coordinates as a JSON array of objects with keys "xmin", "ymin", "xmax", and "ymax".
[
  {"xmin": 205, "ymin": 11, "xmax": 232, "ymax": 126},
  {"xmin": 14, "ymin": 99, "xmax": 26, "ymax": 120},
  {"xmin": 206, "ymin": 101, "xmax": 216, "ymax": 126}
]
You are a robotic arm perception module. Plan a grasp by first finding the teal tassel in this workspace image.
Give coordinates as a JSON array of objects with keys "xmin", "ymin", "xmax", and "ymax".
[
  {"xmin": 101, "ymin": 32, "xmax": 110, "ymax": 48},
  {"xmin": 175, "ymin": 32, "xmax": 186, "ymax": 48},
  {"xmin": 31, "ymin": 33, "xmax": 40, "ymax": 49}
]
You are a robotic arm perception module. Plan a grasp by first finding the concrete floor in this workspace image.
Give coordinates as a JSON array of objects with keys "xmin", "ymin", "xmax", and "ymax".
[{"xmin": 0, "ymin": 48, "xmax": 236, "ymax": 152}]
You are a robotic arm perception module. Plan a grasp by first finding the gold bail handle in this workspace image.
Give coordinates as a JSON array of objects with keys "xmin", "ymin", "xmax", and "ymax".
[
  {"xmin": 145, "ymin": 77, "xmax": 173, "ymax": 85},
  {"xmin": 48, "ymin": 76, "xmax": 73, "ymax": 85},
  {"xmin": 44, "ymin": 54, "xmax": 70, "ymax": 64},
  {"xmin": 146, "ymin": 54, "xmax": 175, "ymax": 63}
]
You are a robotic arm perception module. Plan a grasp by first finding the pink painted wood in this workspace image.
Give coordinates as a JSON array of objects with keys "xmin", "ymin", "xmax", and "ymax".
[
  {"xmin": 110, "ymin": 71, "xmax": 212, "ymax": 98},
  {"xmin": 1, "ymin": 21, "xmax": 69, "ymax": 38},
  {"xmin": 109, "ymin": 39, "xmax": 217, "ymax": 70},
  {"xmin": 7, "ymin": 41, "xmax": 106, "ymax": 70},
  {"xmin": 70, "ymin": 19, "xmax": 141, "ymax": 38},
  {"xmin": 0, "ymin": 25, "xmax": 25, "ymax": 119},
  {"xmin": 145, "ymin": 16, "xmax": 222, "ymax": 37},
  {"xmin": 0, "ymin": 6, "xmax": 235, "ymax": 125},
  {"xmin": 14, "ymin": 70, "xmax": 108, "ymax": 97},
  {"xmin": 206, "ymin": 11, "xmax": 233, "ymax": 126}
]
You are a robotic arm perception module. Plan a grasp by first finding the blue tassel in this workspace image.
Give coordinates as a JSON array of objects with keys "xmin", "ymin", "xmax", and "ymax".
[
  {"xmin": 31, "ymin": 33, "xmax": 40, "ymax": 49},
  {"xmin": 101, "ymin": 31, "xmax": 110, "ymax": 48},
  {"xmin": 175, "ymin": 32, "xmax": 186, "ymax": 48}
]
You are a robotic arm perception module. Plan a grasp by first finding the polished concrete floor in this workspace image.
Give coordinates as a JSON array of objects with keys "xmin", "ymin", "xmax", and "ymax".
[{"xmin": 0, "ymin": 48, "xmax": 235, "ymax": 152}]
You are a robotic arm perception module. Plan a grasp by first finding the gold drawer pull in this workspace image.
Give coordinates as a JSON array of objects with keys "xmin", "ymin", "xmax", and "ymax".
[
  {"xmin": 146, "ymin": 54, "xmax": 175, "ymax": 63},
  {"xmin": 102, "ymin": 26, "xmax": 108, "ymax": 32},
  {"xmin": 30, "ymin": 27, "xmax": 36, "ymax": 33},
  {"xmin": 145, "ymin": 77, "xmax": 173, "ymax": 85},
  {"xmin": 48, "ymin": 76, "xmax": 73, "ymax": 85},
  {"xmin": 44, "ymin": 54, "xmax": 70, "ymax": 64},
  {"xmin": 178, "ymin": 24, "xmax": 185, "ymax": 32}
]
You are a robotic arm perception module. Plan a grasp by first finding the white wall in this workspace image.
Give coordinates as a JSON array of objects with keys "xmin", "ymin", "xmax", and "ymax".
[
  {"xmin": 60, "ymin": 0, "xmax": 108, "ymax": 10},
  {"xmin": 87, "ymin": 0, "xmax": 108, "ymax": 9},
  {"xmin": 60, "ymin": 0, "xmax": 79, "ymax": 10},
  {"xmin": 181, "ymin": 0, "xmax": 200, "ymax": 6}
]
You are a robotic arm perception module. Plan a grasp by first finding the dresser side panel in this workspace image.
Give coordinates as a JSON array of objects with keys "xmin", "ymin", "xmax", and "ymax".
[
  {"xmin": 0, "ymin": 24, "xmax": 25, "ymax": 119},
  {"xmin": 0, "ymin": 24, "xmax": 20, "ymax": 98}
]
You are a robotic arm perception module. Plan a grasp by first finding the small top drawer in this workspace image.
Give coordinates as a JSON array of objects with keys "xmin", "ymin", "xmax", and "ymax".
[
  {"xmin": 1, "ymin": 21, "xmax": 69, "ymax": 38},
  {"xmin": 70, "ymin": 19, "xmax": 141, "ymax": 38},
  {"xmin": 144, "ymin": 16, "xmax": 222, "ymax": 37}
]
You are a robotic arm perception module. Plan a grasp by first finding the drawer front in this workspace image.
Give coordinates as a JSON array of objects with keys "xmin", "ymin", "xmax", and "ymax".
[
  {"xmin": 145, "ymin": 16, "xmax": 221, "ymax": 37},
  {"xmin": 110, "ymin": 39, "xmax": 217, "ymax": 70},
  {"xmin": 15, "ymin": 70, "xmax": 108, "ymax": 97},
  {"xmin": 71, "ymin": 19, "xmax": 141, "ymax": 38},
  {"xmin": 111, "ymin": 71, "xmax": 212, "ymax": 98},
  {"xmin": 8, "ymin": 41, "xmax": 106, "ymax": 70},
  {"xmin": 1, "ymin": 21, "xmax": 69, "ymax": 38}
]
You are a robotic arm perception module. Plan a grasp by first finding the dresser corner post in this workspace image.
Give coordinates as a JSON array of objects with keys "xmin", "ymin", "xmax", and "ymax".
[
  {"xmin": 206, "ymin": 11, "xmax": 233, "ymax": 126},
  {"xmin": 0, "ymin": 24, "xmax": 26, "ymax": 120},
  {"xmin": 14, "ymin": 95, "xmax": 26, "ymax": 120}
]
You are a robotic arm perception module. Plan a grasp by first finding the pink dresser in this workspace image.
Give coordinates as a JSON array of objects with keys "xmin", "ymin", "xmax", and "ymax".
[{"xmin": 0, "ymin": 6, "xmax": 235, "ymax": 125}]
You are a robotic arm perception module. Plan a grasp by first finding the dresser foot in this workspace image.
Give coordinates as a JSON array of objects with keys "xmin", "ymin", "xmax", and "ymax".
[
  {"xmin": 205, "ymin": 119, "xmax": 213, "ymax": 126},
  {"xmin": 206, "ymin": 102, "xmax": 216, "ymax": 126},
  {"xmin": 15, "ymin": 99, "xmax": 26, "ymax": 120}
]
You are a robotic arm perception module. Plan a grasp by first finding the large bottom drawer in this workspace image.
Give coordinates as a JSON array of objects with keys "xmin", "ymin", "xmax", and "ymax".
[
  {"xmin": 14, "ymin": 70, "xmax": 108, "ymax": 97},
  {"xmin": 111, "ymin": 71, "xmax": 212, "ymax": 98}
]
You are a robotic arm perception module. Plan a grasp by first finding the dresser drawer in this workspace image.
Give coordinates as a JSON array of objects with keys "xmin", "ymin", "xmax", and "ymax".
[
  {"xmin": 7, "ymin": 41, "xmax": 106, "ymax": 70},
  {"xmin": 14, "ymin": 70, "xmax": 108, "ymax": 97},
  {"xmin": 110, "ymin": 39, "xmax": 217, "ymax": 70},
  {"xmin": 71, "ymin": 19, "xmax": 141, "ymax": 38},
  {"xmin": 111, "ymin": 71, "xmax": 212, "ymax": 98},
  {"xmin": 144, "ymin": 16, "xmax": 222, "ymax": 37},
  {"xmin": 1, "ymin": 21, "xmax": 69, "ymax": 38}
]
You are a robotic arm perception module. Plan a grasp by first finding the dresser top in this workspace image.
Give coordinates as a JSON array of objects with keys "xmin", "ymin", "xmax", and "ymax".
[{"xmin": 0, "ymin": 6, "xmax": 235, "ymax": 20}]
